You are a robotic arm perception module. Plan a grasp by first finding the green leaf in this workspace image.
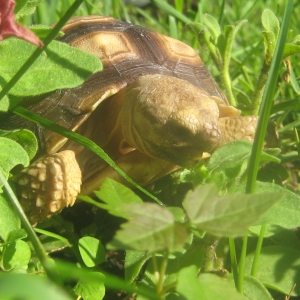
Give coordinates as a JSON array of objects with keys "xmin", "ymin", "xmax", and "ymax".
[
  {"xmin": 0, "ymin": 273, "xmax": 72, "ymax": 300},
  {"xmin": 226, "ymin": 274, "xmax": 273, "ymax": 300},
  {"xmin": 108, "ymin": 203, "xmax": 189, "ymax": 252},
  {"xmin": 283, "ymin": 42, "xmax": 300, "ymax": 59},
  {"xmin": 290, "ymin": 63, "xmax": 300, "ymax": 94},
  {"xmin": 0, "ymin": 129, "xmax": 38, "ymax": 160},
  {"xmin": 15, "ymin": 0, "xmax": 44, "ymax": 19},
  {"xmin": 78, "ymin": 236, "xmax": 106, "ymax": 267},
  {"xmin": 0, "ymin": 38, "xmax": 102, "ymax": 97},
  {"xmin": 187, "ymin": 22, "xmax": 221, "ymax": 68},
  {"xmin": 3, "ymin": 240, "xmax": 31, "ymax": 271},
  {"xmin": 92, "ymin": 178, "xmax": 143, "ymax": 218},
  {"xmin": 6, "ymin": 229, "xmax": 27, "ymax": 243},
  {"xmin": 262, "ymin": 31, "xmax": 277, "ymax": 64},
  {"xmin": 143, "ymin": 245, "xmax": 205, "ymax": 290},
  {"xmin": 203, "ymin": 14, "xmax": 221, "ymax": 41},
  {"xmin": 176, "ymin": 266, "xmax": 248, "ymax": 300},
  {"xmin": 245, "ymin": 246, "xmax": 300, "ymax": 296},
  {"xmin": 207, "ymin": 140, "xmax": 253, "ymax": 173},
  {"xmin": 125, "ymin": 250, "xmax": 151, "ymax": 283},
  {"xmin": 246, "ymin": 182, "xmax": 300, "ymax": 229},
  {"xmin": 0, "ymin": 193, "xmax": 21, "ymax": 242},
  {"xmin": 207, "ymin": 140, "xmax": 280, "ymax": 179},
  {"xmin": 30, "ymin": 25, "xmax": 65, "ymax": 39},
  {"xmin": 74, "ymin": 272, "xmax": 105, "ymax": 300},
  {"xmin": 221, "ymin": 20, "xmax": 248, "ymax": 65},
  {"xmin": 0, "ymin": 95, "xmax": 10, "ymax": 112},
  {"xmin": 0, "ymin": 137, "xmax": 29, "ymax": 181},
  {"xmin": 183, "ymin": 184, "xmax": 284, "ymax": 237},
  {"xmin": 261, "ymin": 9, "xmax": 280, "ymax": 40}
]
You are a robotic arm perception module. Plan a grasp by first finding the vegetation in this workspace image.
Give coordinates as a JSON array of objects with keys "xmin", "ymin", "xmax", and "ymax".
[{"xmin": 0, "ymin": 0, "xmax": 300, "ymax": 299}]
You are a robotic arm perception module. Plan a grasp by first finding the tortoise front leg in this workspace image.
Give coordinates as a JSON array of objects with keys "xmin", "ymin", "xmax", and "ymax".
[{"xmin": 13, "ymin": 150, "xmax": 81, "ymax": 224}]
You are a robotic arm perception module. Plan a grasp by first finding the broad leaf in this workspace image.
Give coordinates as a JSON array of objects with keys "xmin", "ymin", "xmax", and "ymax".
[
  {"xmin": 125, "ymin": 250, "xmax": 151, "ymax": 283},
  {"xmin": 0, "ymin": 273, "xmax": 72, "ymax": 300},
  {"xmin": 108, "ymin": 203, "xmax": 188, "ymax": 252},
  {"xmin": 203, "ymin": 14, "xmax": 221, "ymax": 41},
  {"xmin": 74, "ymin": 272, "xmax": 105, "ymax": 300},
  {"xmin": 239, "ymin": 182, "xmax": 300, "ymax": 229},
  {"xmin": 283, "ymin": 42, "xmax": 300, "ymax": 59},
  {"xmin": 3, "ymin": 239, "xmax": 31, "ymax": 271},
  {"xmin": 0, "ymin": 193, "xmax": 21, "ymax": 242},
  {"xmin": 78, "ymin": 236, "xmax": 106, "ymax": 268},
  {"xmin": 176, "ymin": 266, "xmax": 248, "ymax": 300},
  {"xmin": 93, "ymin": 178, "xmax": 142, "ymax": 219},
  {"xmin": 245, "ymin": 246, "xmax": 300, "ymax": 296},
  {"xmin": 0, "ymin": 136, "xmax": 29, "ymax": 181},
  {"xmin": 261, "ymin": 9, "xmax": 280, "ymax": 40},
  {"xmin": 183, "ymin": 184, "xmax": 283, "ymax": 237},
  {"xmin": 0, "ymin": 95, "xmax": 9, "ymax": 112},
  {"xmin": 15, "ymin": 0, "xmax": 44, "ymax": 20},
  {"xmin": 0, "ymin": 38, "xmax": 102, "ymax": 96},
  {"xmin": 226, "ymin": 274, "xmax": 273, "ymax": 300},
  {"xmin": 0, "ymin": 129, "xmax": 38, "ymax": 160}
]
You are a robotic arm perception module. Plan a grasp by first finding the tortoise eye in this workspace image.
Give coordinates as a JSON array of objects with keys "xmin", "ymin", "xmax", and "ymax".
[
  {"xmin": 165, "ymin": 121, "xmax": 193, "ymax": 142},
  {"xmin": 172, "ymin": 124, "xmax": 192, "ymax": 138}
]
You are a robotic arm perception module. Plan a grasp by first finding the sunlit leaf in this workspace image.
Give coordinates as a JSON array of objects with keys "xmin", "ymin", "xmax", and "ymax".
[
  {"xmin": 0, "ymin": 38, "xmax": 102, "ymax": 96},
  {"xmin": 176, "ymin": 266, "xmax": 248, "ymax": 300},
  {"xmin": 245, "ymin": 246, "xmax": 300, "ymax": 296},
  {"xmin": 108, "ymin": 203, "xmax": 188, "ymax": 252},
  {"xmin": 78, "ymin": 236, "xmax": 106, "ymax": 267},
  {"xmin": 183, "ymin": 184, "xmax": 283, "ymax": 237}
]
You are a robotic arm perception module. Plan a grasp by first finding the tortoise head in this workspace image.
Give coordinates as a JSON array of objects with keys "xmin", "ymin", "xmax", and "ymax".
[{"xmin": 119, "ymin": 74, "xmax": 239, "ymax": 166}]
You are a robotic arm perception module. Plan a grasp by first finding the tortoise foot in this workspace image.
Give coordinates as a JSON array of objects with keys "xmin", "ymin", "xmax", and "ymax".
[{"xmin": 13, "ymin": 150, "xmax": 81, "ymax": 224}]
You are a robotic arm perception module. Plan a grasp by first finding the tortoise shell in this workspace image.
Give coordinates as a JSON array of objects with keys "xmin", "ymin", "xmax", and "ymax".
[{"xmin": 12, "ymin": 15, "xmax": 228, "ymax": 154}]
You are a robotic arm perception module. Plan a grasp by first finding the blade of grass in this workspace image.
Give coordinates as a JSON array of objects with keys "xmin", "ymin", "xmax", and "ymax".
[
  {"xmin": 151, "ymin": 0, "xmax": 192, "ymax": 24},
  {"xmin": 250, "ymin": 224, "xmax": 266, "ymax": 277},
  {"xmin": 246, "ymin": 0, "xmax": 293, "ymax": 193},
  {"xmin": 239, "ymin": 0, "xmax": 293, "ymax": 294}
]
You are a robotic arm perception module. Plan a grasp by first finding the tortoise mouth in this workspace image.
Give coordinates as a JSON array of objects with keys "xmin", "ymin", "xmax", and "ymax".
[{"xmin": 140, "ymin": 139, "xmax": 208, "ymax": 166}]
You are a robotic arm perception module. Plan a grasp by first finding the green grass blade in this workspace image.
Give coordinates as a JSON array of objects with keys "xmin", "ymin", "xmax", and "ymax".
[
  {"xmin": 151, "ymin": 0, "xmax": 192, "ymax": 24},
  {"xmin": 246, "ymin": 0, "xmax": 293, "ymax": 194}
]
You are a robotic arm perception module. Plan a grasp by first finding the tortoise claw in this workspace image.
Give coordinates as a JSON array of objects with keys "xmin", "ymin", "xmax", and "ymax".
[{"xmin": 13, "ymin": 150, "xmax": 81, "ymax": 224}]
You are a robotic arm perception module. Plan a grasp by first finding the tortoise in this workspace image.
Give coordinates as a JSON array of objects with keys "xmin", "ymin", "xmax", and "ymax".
[{"xmin": 6, "ymin": 16, "xmax": 257, "ymax": 223}]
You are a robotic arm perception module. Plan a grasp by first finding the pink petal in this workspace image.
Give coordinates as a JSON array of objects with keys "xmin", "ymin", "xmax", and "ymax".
[{"xmin": 0, "ymin": 0, "xmax": 43, "ymax": 47}]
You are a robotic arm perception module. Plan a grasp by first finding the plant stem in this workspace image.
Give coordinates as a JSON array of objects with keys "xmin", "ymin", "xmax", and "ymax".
[
  {"xmin": 156, "ymin": 251, "xmax": 169, "ymax": 297},
  {"xmin": 0, "ymin": 0, "xmax": 85, "ymax": 104},
  {"xmin": 0, "ymin": 172, "xmax": 60, "ymax": 283},
  {"xmin": 221, "ymin": 65, "xmax": 236, "ymax": 106},
  {"xmin": 250, "ymin": 224, "xmax": 266, "ymax": 277},
  {"xmin": 237, "ymin": 236, "xmax": 247, "ymax": 294},
  {"xmin": 228, "ymin": 238, "xmax": 239, "ymax": 288},
  {"xmin": 250, "ymin": 62, "xmax": 270, "ymax": 115}
]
